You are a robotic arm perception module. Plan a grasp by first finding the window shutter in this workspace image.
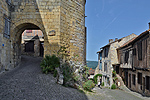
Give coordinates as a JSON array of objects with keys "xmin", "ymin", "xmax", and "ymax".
[
  {"xmin": 138, "ymin": 41, "xmax": 142, "ymax": 60},
  {"xmin": 4, "ymin": 17, "xmax": 10, "ymax": 38}
]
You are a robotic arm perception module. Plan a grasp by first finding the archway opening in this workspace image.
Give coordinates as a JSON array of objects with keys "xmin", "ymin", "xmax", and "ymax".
[
  {"xmin": 21, "ymin": 30, "xmax": 44, "ymax": 57},
  {"xmin": 12, "ymin": 23, "xmax": 46, "ymax": 66}
]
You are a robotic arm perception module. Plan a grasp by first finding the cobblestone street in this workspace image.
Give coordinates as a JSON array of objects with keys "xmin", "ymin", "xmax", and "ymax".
[
  {"xmin": 0, "ymin": 56, "xmax": 88, "ymax": 100},
  {"xmin": 86, "ymin": 87, "xmax": 150, "ymax": 100},
  {"xmin": 0, "ymin": 56, "xmax": 150, "ymax": 100}
]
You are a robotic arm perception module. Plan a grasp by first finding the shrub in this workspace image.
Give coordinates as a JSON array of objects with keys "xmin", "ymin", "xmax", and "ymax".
[
  {"xmin": 89, "ymin": 78, "xmax": 93, "ymax": 81},
  {"xmin": 111, "ymin": 84, "xmax": 117, "ymax": 89},
  {"xmin": 53, "ymin": 69, "xmax": 58, "ymax": 77},
  {"xmin": 83, "ymin": 66, "xmax": 89, "ymax": 79},
  {"xmin": 112, "ymin": 70, "xmax": 116, "ymax": 77},
  {"xmin": 101, "ymin": 82, "xmax": 104, "ymax": 86},
  {"xmin": 40, "ymin": 55, "xmax": 60, "ymax": 74},
  {"xmin": 83, "ymin": 80, "xmax": 95, "ymax": 92},
  {"xmin": 74, "ymin": 75, "xmax": 80, "ymax": 82},
  {"xmin": 113, "ymin": 77, "xmax": 118, "ymax": 83},
  {"xmin": 61, "ymin": 63, "xmax": 74, "ymax": 86},
  {"xmin": 93, "ymin": 74, "xmax": 102, "ymax": 84}
]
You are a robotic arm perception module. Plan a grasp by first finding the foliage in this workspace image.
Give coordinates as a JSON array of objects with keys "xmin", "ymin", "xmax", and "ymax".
[
  {"xmin": 53, "ymin": 69, "xmax": 58, "ymax": 77},
  {"xmin": 74, "ymin": 75, "xmax": 80, "ymax": 82},
  {"xmin": 83, "ymin": 80, "xmax": 95, "ymax": 92},
  {"xmin": 112, "ymin": 70, "xmax": 116, "ymax": 77},
  {"xmin": 61, "ymin": 63, "xmax": 74, "ymax": 86},
  {"xmin": 89, "ymin": 78, "xmax": 93, "ymax": 81},
  {"xmin": 40, "ymin": 55, "xmax": 60, "ymax": 74},
  {"xmin": 93, "ymin": 74, "xmax": 102, "ymax": 84},
  {"xmin": 113, "ymin": 77, "xmax": 118, "ymax": 82},
  {"xmin": 56, "ymin": 46, "xmax": 69, "ymax": 61},
  {"xmin": 82, "ymin": 65, "xmax": 89, "ymax": 81},
  {"xmin": 111, "ymin": 84, "xmax": 117, "ymax": 89},
  {"xmin": 101, "ymin": 82, "xmax": 104, "ymax": 86}
]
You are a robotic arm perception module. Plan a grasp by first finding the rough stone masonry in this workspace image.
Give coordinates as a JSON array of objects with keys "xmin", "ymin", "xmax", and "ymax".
[{"xmin": 0, "ymin": 0, "xmax": 86, "ymax": 72}]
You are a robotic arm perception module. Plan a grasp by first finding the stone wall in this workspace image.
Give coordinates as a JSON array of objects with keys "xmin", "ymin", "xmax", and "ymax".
[
  {"xmin": 0, "ymin": 0, "xmax": 86, "ymax": 72},
  {"xmin": 0, "ymin": 0, "xmax": 11, "ymax": 71},
  {"xmin": 60, "ymin": 0, "xmax": 86, "ymax": 65},
  {"xmin": 128, "ymin": 70, "xmax": 150, "ymax": 96}
]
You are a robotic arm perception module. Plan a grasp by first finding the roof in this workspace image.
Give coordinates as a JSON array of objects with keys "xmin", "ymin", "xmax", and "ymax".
[
  {"xmin": 97, "ymin": 50, "xmax": 103, "ymax": 53},
  {"xmin": 100, "ymin": 33, "xmax": 137, "ymax": 49},
  {"xmin": 89, "ymin": 68, "xmax": 95, "ymax": 75},
  {"xmin": 117, "ymin": 37, "xmax": 137, "ymax": 49},
  {"xmin": 118, "ymin": 30, "xmax": 150, "ymax": 50}
]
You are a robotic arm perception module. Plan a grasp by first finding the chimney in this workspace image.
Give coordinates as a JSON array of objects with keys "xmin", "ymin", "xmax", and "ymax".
[
  {"xmin": 115, "ymin": 38, "xmax": 118, "ymax": 41},
  {"xmin": 148, "ymin": 22, "xmax": 150, "ymax": 29},
  {"xmin": 109, "ymin": 39, "xmax": 114, "ymax": 43}
]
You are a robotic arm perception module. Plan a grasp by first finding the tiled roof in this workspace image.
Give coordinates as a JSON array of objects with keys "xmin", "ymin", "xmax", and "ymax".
[
  {"xmin": 100, "ymin": 33, "xmax": 137, "ymax": 49},
  {"xmin": 118, "ymin": 37, "xmax": 137, "ymax": 49},
  {"xmin": 89, "ymin": 68, "xmax": 95, "ymax": 75},
  {"xmin": 118, "ymin": 29, "xmax": 150, "ymax": 49}
]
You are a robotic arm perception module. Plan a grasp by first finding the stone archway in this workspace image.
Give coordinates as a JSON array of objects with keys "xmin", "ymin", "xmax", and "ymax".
[
  {"xmin": 0, "ymin": 0, "xmax": 86, "ymax": 73},
  {"xmin": 10, "ymin": 22, "xmax": 47, "ymax": 67}
]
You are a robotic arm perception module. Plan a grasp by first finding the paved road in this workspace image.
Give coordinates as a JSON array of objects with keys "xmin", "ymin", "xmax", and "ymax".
[
  {"xmin": 86, "ymin": 87, "xmax": 150, "ymax": 100},
  {"xmin": 0, "ymin": 56, "xmax": 88, "ymax": 100},
  {"xmin": 0, "ymin": 56, "xmax": 149, "ymax": 100}
]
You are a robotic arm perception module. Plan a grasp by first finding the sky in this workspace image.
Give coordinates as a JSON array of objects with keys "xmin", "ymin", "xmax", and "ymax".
[{"xmin": 85, "ymin": 0, "xmax": 150, "ymax": 61}]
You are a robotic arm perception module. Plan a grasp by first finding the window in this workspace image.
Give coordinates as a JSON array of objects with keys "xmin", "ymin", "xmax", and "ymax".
[
  {"xmin": 4, "ymin": 17, "xmax": 10, "ymax": 38},
  {"xmin": 124, "ymin": 51, "xmax": 129, "ymax": 63},
  {"xmin": 138, "ymin": 72, "xmax": 142, "ymax": 85},
  {"xmin": 137, "ymin": 41, "xmax": 142, "ymax": 60},
  {"xmin": 100, "ymin": 52, "xmax": 102, "ymax": 60},
  {"xmin": 99, "ymin": 63, "xmax": 102, "ymax": 70},
  {"xmin": 133, "ymin": 48, "xmax": 136, "ymax": 56},
  {"xmin": 146, "ymin": 76, "xmax": 150, "ymax": 90},
  {"xmin": 107, "ymin": 77, "xmax": 110, "ymax": 85},
  {"xmin": 132, "ymin": 74, "xmax": 136, "ymax": 85},
  {"xmin": 104, "ymin": 47, "xmax": 109, "ymax": 57},
  {"xmin": 104, "ymin": 62, "xmax": 107, "ymax": 72}
]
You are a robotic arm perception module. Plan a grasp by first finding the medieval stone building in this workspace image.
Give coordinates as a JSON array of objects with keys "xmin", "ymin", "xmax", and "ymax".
[
  {"xmin": 0, "ymin": 0, "xmax": 86, "ymax": 72},
  {"xmin": 117, "ymin": 29, "xmax": 150, "ymax": 96},
  {"xmin": 95, "ymin": 33, "xmax": 137, "ymax": 87}
]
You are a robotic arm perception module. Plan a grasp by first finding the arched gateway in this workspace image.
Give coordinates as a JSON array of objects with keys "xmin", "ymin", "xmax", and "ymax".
[{"xmin": 0, "ymin": 0, "xmax": 86, "ymax": 71}]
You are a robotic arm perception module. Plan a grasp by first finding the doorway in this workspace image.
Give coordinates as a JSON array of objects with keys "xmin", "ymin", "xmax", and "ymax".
[
  {"xmin": 143, "ymin": 77, "xmax": 145, "ymax": 93},
  {"xmin": 21, "ymin": 29, "xmax": 44, "ymax": 57}
]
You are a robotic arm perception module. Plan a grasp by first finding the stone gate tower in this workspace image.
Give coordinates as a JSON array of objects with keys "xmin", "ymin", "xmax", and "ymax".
[{"xmin": 0, "ymin": 0, "xmax": 86, "ymax": 71}]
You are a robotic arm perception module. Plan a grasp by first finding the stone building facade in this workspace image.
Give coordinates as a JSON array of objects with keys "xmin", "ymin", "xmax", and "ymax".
[
  {"xmin": 95, "ymin": 33, "xmax": 137, "ymax": 87},
  {"xmin": 117, "ymin": 29, "xmax": 150, "ymax": 96},
  {"xmin": 0, "ymin": 0, "xmax": 86, "ymax": 72}
]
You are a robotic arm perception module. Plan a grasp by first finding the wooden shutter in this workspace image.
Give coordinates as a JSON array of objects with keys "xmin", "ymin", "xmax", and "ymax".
[{"xmin": 138, "ymin": 41, "xmax": 142, "ymax": 60}]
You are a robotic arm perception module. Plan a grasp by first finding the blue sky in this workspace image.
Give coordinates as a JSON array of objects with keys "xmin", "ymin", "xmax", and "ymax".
[{"xmin": 85, "ymin": 0, "xmax": 150, "ymax": 61}]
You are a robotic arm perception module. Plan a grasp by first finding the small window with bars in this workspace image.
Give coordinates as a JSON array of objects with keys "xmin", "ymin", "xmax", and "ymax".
[{"xmin": 4, "ymin": 16, "xmax": 10, "ymax": 39}]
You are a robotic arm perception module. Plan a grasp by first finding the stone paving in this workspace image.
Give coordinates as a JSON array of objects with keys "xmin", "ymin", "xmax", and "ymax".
[
  {"xmin": 0, "ymin": 55, "xmax": 150, "ymax": 100},
  {"xmin": 86, "ymin": 87, "xmax": 150, "ymax": 100},
  {"xmin": 0, "ymin": 56, "xmax": 88, "ymax": 100}
]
